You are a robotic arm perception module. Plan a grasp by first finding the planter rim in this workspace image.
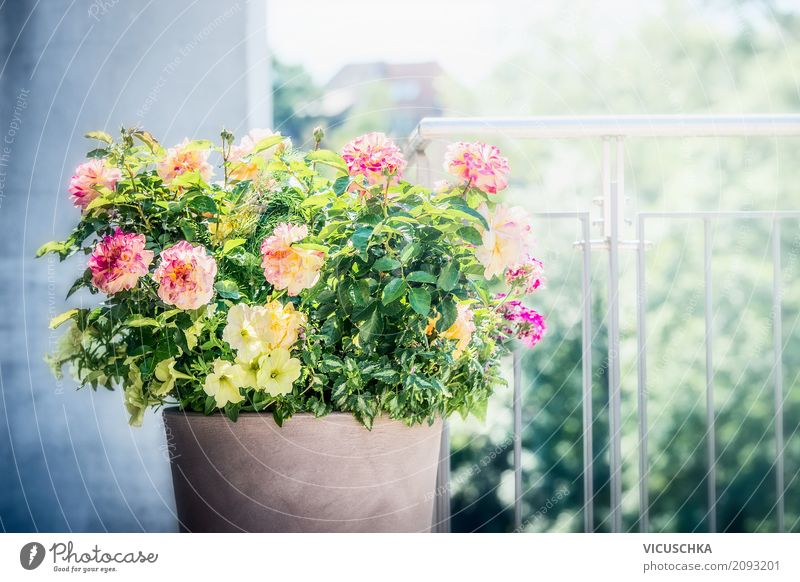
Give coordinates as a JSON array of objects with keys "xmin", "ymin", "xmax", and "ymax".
[
  {"xmin": 162, "ymin": 407, "xmax": 443, "ymax": 462},
  {"xmin": 162, "ymin": 407, "xmax": 439, "ymax": 424}
]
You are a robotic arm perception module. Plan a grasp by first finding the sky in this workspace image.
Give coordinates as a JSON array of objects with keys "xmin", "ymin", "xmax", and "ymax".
[{"xmin": 267, "ymin": 0, "xmax": 651, "ymax": 85}]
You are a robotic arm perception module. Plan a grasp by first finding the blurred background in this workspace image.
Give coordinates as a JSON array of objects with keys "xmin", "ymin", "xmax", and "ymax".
[{"xmin": 1, "ymin": 0, "xmax": 799, "ymax": 532}]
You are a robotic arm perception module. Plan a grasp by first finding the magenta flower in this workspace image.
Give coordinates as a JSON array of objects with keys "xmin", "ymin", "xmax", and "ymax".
[
  {"xmin": 341, "ymin": 132, "xmax": 406, "ymax": 188},
  {"xmin": 153, "ymin": 241, "xmax": 217, "ymax": 310},
  {"xmin": 68, "ymin": 159, "xmax": 122, "ymax": 211},
  {"xmin": 505, "ymin": 257, "xmax": 545, "ymax": 294},
  {"xmin": 260, "ymin": 223, "xmax": 325, "ymax": 296},
  {"xmin": 498, "ymin": 299, "xmax": 546, "ymax": 349},
  {"xmin": 444, "ymin": 141, "xmax": 510, "ymax": 194},
  {"xmin": 88, "ymin": 229, "xmax": 154, "ymax": 295}
]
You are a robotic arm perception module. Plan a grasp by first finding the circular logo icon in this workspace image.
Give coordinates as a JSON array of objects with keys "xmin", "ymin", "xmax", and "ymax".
[{"xmin": 19, "ymin": 542, "xmax": 46, "ymax": 570}]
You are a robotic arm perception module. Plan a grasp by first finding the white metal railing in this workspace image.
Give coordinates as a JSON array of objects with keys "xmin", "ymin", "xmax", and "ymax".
[{"xmin": 406, "ymin": 114, "xmax": 800, "ymax": 533}]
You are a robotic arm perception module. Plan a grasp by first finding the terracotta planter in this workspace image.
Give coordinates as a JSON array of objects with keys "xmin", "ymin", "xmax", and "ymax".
[{"xmin": 163, "ymin": 408, "xmax": 443, "ymax": 532}]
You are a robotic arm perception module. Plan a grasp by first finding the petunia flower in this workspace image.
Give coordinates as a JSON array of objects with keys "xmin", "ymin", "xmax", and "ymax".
[
  {"xmin": 255, "ymin": 348, "xmax": 301, "ymax": 396},
  {"xmin": 203, "ymin": 359, "xmax": 247, "ymax": 407}
]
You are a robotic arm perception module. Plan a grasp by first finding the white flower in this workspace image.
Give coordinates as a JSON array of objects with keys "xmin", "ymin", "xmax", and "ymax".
[
  {"xmin": 222, "ymin": 304, "xmax": 266, "ymax": 361},
  {"xmin": 203, "ymin": 359, "xmax": 247, "ymax": 407},
  {"xmin": 255, "ymin": 348, "xmax": 301, "ymax": 396},
  {"xmin": 475, "ymin": 203, "xmax": 535, "ymax": 279}
]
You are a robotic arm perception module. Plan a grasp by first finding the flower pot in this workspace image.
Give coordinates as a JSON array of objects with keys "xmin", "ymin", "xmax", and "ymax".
[{"xmin": 163, "ymin": 408, "xmax": 443, "ymax": 532}]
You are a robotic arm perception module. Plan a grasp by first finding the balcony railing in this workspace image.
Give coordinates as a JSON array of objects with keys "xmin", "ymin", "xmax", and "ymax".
[{"xmin": 405, "ymin": 114, "xmax": 800, "ymax": 533}]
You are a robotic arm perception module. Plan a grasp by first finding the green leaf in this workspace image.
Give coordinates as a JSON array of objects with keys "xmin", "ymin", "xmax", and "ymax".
[
  {"xmin": 306, "ymin": 149, "xmax": 347, "ymax": 173},
  {"xmin": 457, "ymin": 226, "xmax": 483, "ymax": 245},
  {"xmin": 169, "ymin": 171, "xmax": 207, "ymax": 189},
  {"xmin": 436, "ymin": 298, "xmax": 458, "ymax": 332},
  {"xmin": 84, "ymin": 130, "xmax": 113, "ymax": 144},
  {"xmin": 351, "ymin": 226, "xmax": 373, "ymax": 257},
  {"xmin": 333, "ymin": 175, "xmax": 351, "ymax": 195},
  {"xmin": 36, "ymin": 240, "xmax": 69, "ymax": 258},
  {"xmin": 409, "ymin": 287, "xmax": 431, "ymax": 316},
  {"xmin": 450, "ymin": 206, "xmax": 490, "ymax": 230},
  {"xmin": 250, "ymin": 135, "xmax": 285, "ymax": 156},
  {"xmin": 49, "ymin": 309, "xmax": 79, "ymax": 329},
  {"xmin": 222, "ymin": 238, "xmax": 247, "ymax": 255},
  {"xmin": 372, "ymin": 256, "xmax": 401, "ymax": 272},
  {"xmin": 84, "ymin": 195, "xmax": 113, "ymax": 212},
  {"xmin": 381, "ymin": 278, "xmax": 406, "ymax": 305},
  {"xmin": 133, "ymin": 130, "xmax": 164, "ymax": 154},
  {"xmin": 400, "ymin": 243, "xmax": 421, "ymax": 264},
  {"xmin": 406, "ymin": 271, "xmax": 437, "ymax": 284},
  {"xmin": 126, "ymin": 317, "xmax": 160, "ymax": 328},
  {"xmin": 214, "ymin": 280, "xmax": 241, "ymax": 299},
  {"xmin": 358, "ymin": 308, "xmax": 384, "ymax": 345},
  {"xmin": 86, "ymin": 148, "xmax": 109, "ymax": 159},
  {"xmin": 188, "ymin": 194, "xmax": 217, "ymax": 214},
  {"xmin": 181, "ymin": 139, "xmax": 214, "ymax": 152},
  {"xmin": 294, "ymin": 242, "xmax": 329, "ymax": 253},
  {"xmin": 437, "ymin": 262, "xmax": 460, "ymax": 291}
]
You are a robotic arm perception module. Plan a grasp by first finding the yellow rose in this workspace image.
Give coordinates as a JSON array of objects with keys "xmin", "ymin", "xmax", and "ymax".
[{"xmin": 441, "ymin": 304, "xmax": 476, "ymax": 359}]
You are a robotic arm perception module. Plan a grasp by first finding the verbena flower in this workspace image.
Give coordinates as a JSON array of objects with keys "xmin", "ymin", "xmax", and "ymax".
[
  {"xmin": 157, "ymin": 138, "xmax": 214, "ymax": 186},
  {"xmin": 475, "ymin": 203, "xmax": 535, "ymax": 279},
  {"xmin": 341, "ymin": 132, "xmax": 406, "ymax": 188},
  {"xmin": 88, "ymin": 229, "xmax": 154, "ymax": 294},
  {"xmin": 498, "ymin": 299, "xmax": 547, "ymax": 348},
  {"xmin": 68, "ymin": 159, "xmax": 122, "ymax": 211},
  {"xmin": 203, "ymin": 359, "xmax": 247, "ymax": 407},
  {"xmin": 153, "ymin": 241, "xmax": 217, "ymax": 310},
  {"xmin": 255, "ymin": 348, "xmax": 302, "ymax": 396},
  {"xmin": 505, "ymin": 256, "xmax": 545, "ymax": 294},
  {"xmin": 260, "ymin": 223, "xmax": 325, "ymax": 296},
  {"xmin": 444, "ymin": 141, "xmax": 510, "ymax": 194}
]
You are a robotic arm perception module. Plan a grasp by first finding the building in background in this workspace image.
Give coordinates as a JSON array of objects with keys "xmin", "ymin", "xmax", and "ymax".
[{"xmin": 319, "ymin": 61, "xmax": 445, "ymax": 140}]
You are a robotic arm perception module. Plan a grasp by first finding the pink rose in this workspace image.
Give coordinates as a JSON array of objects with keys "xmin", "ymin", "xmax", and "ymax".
[
  {"xmin": 444, "ymin": 141, "xmax": 510, "ymax": 194},
  {"xmin": 68, "ymin": 159, "xmax": 122, "ymax": 211},
  {"xmin": 157, "ymin": 138, "xmax": 214, "ymax": 186},
  {"xmin": 341, "ymin": 132, "xmax": 406, "ymax": 188},
  {"xmin": 260, "ymin": 223, "xmax": 325, "ymax": 296},
  {"xmin": 88, "ymin": 229, "xmax": 154, "ymax": 294},
  {"xmin": 228, "ymin": 128, "xmax": 287, "ymax": 181},
  {"xmin": 153, "ymin": 241, "xmax": 217, "ymax": 309}
]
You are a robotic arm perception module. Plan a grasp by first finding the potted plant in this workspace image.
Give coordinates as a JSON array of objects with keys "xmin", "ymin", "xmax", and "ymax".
[{"xmin": 40, "ymin": 126, "xmax": 546, "ymax": 532}]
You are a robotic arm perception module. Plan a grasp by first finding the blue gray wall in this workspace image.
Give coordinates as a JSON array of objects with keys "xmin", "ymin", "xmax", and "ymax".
[{"xmin": 0, "ymin": 0, "xmax": 270, "ymax": 532}]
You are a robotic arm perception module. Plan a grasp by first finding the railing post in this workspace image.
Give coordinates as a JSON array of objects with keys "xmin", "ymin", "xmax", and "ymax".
[
  {"xmin": 636, "ymin": 215, "xmax": 649, "ymax": 532},
  {"xmin": 703, "ymin": 219, "xmax": 717, "ymax": 532},
  {"xmin": 580, "ymin": 215, "xmax": 594, "ymax": 533},
  {"xmin": 603, "ymin": 137, "xmax": 624, "ymax": 533},
  {"xmin": 772, "ymin": 219, "xmax": 785, "ymax": 532},
  {"xmin": 513, "ymin": 348, "xmax": 523, "ymax": 531}
]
